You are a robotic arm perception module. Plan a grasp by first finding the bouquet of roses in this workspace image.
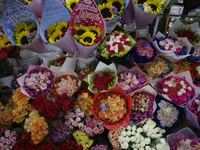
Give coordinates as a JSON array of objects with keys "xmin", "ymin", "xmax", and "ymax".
[
  {"xmin": 80, "ymin": 116, "xmax": 104, "ymax": 137},
  {"xmin": 32, "ymin": 95, "xmax": 60, "ymax": 122},
  {"xmin": 0, "ymin": 130, "xmax": 17, "ymax": 150},
  {"xmin": 57, "ymin": 139, "xmax": 83, "ymax": 150},
  {"xmin": 64, "ymin": 108, "xmax": 85, "ymax": 130},
  {"xmin": 56, "ymin": 93, "xmax": 76, "ymax": 111},
  {"xmin": 158, "ymin": 74, "xmax": 195, "ymax": 107},
  {"xmin": 118, "ymin": 119, "xmax": 169, "ymax": 150},
  {"xmin": 76, "ymin": 68, "xmax": 94, "ymax": 83},
  {"xmin": 108, "ymin": 126, "xmax": 126, "ymax": 149}
]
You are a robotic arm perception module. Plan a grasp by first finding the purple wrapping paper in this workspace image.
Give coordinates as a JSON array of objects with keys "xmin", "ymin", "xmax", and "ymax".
[
  {"xmin": 166, "ymin": 127, "xmax": 200, "ymax": 143},
  {"xmin": 121, "ymin": 0, "xmax": 134, "ymax": 25},
  {"xmin": 185, "ymin": 94, "xmax": 200, "ymax": 130},
  {"xmin": 27, "ymin": 0, "xmax": 45, "ymax": 15}
]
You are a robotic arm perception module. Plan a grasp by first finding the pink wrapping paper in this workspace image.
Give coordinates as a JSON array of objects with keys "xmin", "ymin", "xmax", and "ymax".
[{"xmin": 27, "ymin": 0, "xmax": 45, "ymax": 15}]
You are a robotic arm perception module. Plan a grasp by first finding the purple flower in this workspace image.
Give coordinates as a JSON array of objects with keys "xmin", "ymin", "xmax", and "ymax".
[
  {"xmin": 111, "ymin": 7, "xmax": 117, "ymax": 13},
  {"xmin": 104, "ymin": 18, "xmax": 111, "ymax": 23}
]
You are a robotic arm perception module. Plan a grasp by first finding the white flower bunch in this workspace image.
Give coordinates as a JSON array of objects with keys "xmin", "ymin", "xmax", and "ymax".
[{"xmin": 119, "ymin": 119, "xmax": 169, "ymax": 150}]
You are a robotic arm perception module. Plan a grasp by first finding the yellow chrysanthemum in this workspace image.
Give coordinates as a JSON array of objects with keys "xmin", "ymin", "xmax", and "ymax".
[
  {"xmin": 79, "ymin": 31, "xmax": 96, "ymax": 46},
  {"xmin": 47, "ymin": 23, "xmax": 57, "ymax": 37},
  {"xmin": 14, "ymin": 22, "xmax": 28, "ymax": 34},
  {"xmin": 28, "ymin": 23, "xmax": 37, "ymax": 33},
  {"xmin": 110, "ymin": 0, "xmax": 124, "ymax": 13},
  {"xmin": 56, "ymin": 20, "xmax": 68, "ymax": 33},
  {"xmin": 135, "ymin": 0, "xmax": 148, "ymax": 5},
  {"xmin": 74, "ymin": 24, "xmax": 89, "ymax": 36},
  {"xmin": 65, "ymin": 0, "xmax": 79, "ymax": 11},
  {"xmin": 15, "ymin": 31, "xmax": 30, "ymax": 47},
  {"xmin": 48, "ymin": 31, "xmax": 62, "ymax": 43},
  {"xmin": 88, "ymin": 26, "xmax": 102, "ymax": 36},
  {"xmin": 98, "ymin": 3, "xmax": 116, "ymax": 19},
  {"xmin": 146, "ymin": 0, "xmax": 162, "ymax": 13}
]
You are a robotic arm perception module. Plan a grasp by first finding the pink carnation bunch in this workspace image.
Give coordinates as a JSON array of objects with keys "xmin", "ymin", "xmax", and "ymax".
[{"xmin": 0, "ymin": 130, "xmax": 17, "ymax": 150}]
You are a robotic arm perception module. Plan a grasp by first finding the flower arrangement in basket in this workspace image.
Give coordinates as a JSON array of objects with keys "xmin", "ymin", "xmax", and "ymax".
[
  {"xmin": 118, "ymin": 119, "xmax": 169, "ymax": 150},
  {"xmin": 92, "ymin": 87, "xmax": 133, "ymax": 129}
]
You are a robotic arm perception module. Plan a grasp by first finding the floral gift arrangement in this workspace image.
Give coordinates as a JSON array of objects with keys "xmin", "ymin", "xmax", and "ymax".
[
  {"xmin": 92, "ymin": 87, "xmax": 133, "ymax": 129},
  {"xmin": 118, "ymin": 119, "xmax": 169, "ymax": 150}
]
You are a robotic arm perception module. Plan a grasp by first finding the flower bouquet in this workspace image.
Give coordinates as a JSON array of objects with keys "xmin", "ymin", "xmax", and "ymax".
[
  {"xmin": 157, "ymin": 71, "xmax": 200, "ymax": 107},
  {"xmin": 167, "ymin": 127, "xmax": 200, "ymax": 150},
  {"xmin": 116, "ymin": 65, "xmax": 152, "ymax": 94},
  {"xmin": 76, "ymin": 68, "xmax": 94, "ymax": 83},
  {"xmin": 17, "ymin": 65, "xmax": 55, "ymax": 98},
  {"xmin": 108, "ymin": 126, "xmax": 126, "ymax": 149},
  {"xmin": 64, "ymin": 108, "xmax": 85, "ymax": 130},
  {"xmin": 24, "ymin": 109, "xmax": 40, "ymax": 132},
  {"xmin": 56, "ymin": 93, "xmax": 76, "ymax": 111},
  {"xmin": 118, "ymin": 119, "xmax": 169, "ymax": 150},
  {"xmin": 169, "ymin": 20, "xmax": 200, "ymax": 47},
  {"xmin": 63, "ymin": 0, "xmax": 79, "ymax": 12},
  {"xmin": 76, "ymin": 88, "xmax": 95, "ymax": 116},
  {"xmin": 0, "ymin": 130, "xmax": 17, "ymax": 150},
  {"xmin": 129, "ymin": 85, "xmax": 157, "ymax": 124},
  {"xmin": 154, "ymin": 95, "xmax": 184, "ymax": 130},
  {"xmin": 187, "ymin": 45, "xmax": 200, "ymax": 62},
  {"xmin": 88, "ymin": 62, "xmax": 117, "ymax": 93},
  {"xmin": 142, "ymin": 56, "xmax": 173, "ymax": 78},
  {"xmin": 98, "ymin": 30, "xmax": 136, "ymax": 63},
  {"xmin": 92, "ymin": 86, "xmax": 133, "ymax": 129},
  {"xmin": 130, "ymin": 34, "xmax": 158, "ymax": 66},
  {"xmin": 153, "ymin": 31, "xmax": 192, "ymax": 62}
]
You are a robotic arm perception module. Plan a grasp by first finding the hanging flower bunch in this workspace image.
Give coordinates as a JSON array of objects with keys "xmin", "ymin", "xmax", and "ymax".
[
  {"xmin": 118, "ymin": 120, "xmax": 169, "ymax": 150},
  {"xmin": 142, "ymin": 57, "xmax": 173, "ymax": 78},
  {"xmin": 64, "ymin": 108, "xmax": 85, "ymax": 130},
  {"xmin": 130, "ymin": 92, "xmax": 155, "ymax": 124},
  {"xmin": 158, "ymin": 76, "xmax": 195, "ymax": 106},
  {"xmin": 189, "ymin": 96, "xmax": 200, "ymax": 125},
  {"xmin": 169, "ymin": 134, "xmax": 200, "ymax": 150},
  {"xmin": 18, "ymin": 0, "xmax": 34, "ymax": 5},
  {"xmin": 73, "ymin": 130, "xmax": 93, "ymax": 150},
  {"xmin": 95, "ymin": 0, "xmax": 125, "ymax": 22},
  {"xmin": 99, "ymin": 31, "xmax": 136, "ymax": 59},
  {"xmin": 56, "ymin": 93, "xmax": 76, "ymax": 111},
  {"xmin": 76, "ymin": 88, "xmax": 95, "ymax": 116},
  {"xmin": 80, "ymin": 116, "xmax": 104, "ymax": 137},
  {"xmin": 0, "ymin": 130, "xmax": 17, "ymax": 150},
  {"xmin": 93, "ymin": 91, "xmax": 128, "ymax": 125},
  {"xmin": 48, "ymin": 55, "xmax": 67, "ymax": 68},
  {"xmin": 0, "ymin": 34, "xmax": 14, "ymax": 50},
  {"xmin": 32, "ymin": 95, "xmax": 60, "ymax": 122},
  {"xmin": 51, "ymin": 75, "xmax": 81, "ymax": 97},
  {"xmin": 71, "ymin": 24, "xmax": 103, "ymax": 46},
  {"xmin": 135, "ymin": 0, "xmax": 169, "ymax": 14},
  {"xmin": 108, "ymin": 126, "xmax": 126, "ymax": 149},
  {"xmin": 23, "ymin": 67, "xmax": 55, "ymax": 98},
  {"xmin": 13, "ymin": 21, "xmax": 37, "ymax": 47},
  {"xmin": 174, "ymin": 25, "xmax": 200, "ymax": 46},
  {"xmin": 116, "ymin": 71, "xmax": 146, "ymax": 94},
  {"xmin": 64, "ymin": 0, "xmax": 79, "ymax": 11},
  {"xmin": 45, "ymin": 20, "xmax": 69, "ymax": 43},
  {"xmin": 57, "ymin": 140, "xmax": 84, "ymax": 150},
  {"xmin": 89, "ymin": 68, "xmax": 117, "ymax": 93},
  {"xmin": 10, "ymin": 69, "xmax": 27, "ymax": 90}
]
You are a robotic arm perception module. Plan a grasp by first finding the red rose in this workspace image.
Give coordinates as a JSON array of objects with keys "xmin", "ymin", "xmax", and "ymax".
[
  {"xmin": 112, "ymin": 42, "xmax": 118, "ymax": 46},
  {"xmin": 114, "ymin": 33, "xmax": 119, "ymax": 37},
  {"xmin": 109, "ymin": 50, "xmax": 115, "ymax": 55},
  {"xmin": 71, "ymin": 28, "xmax": 77, "ymax": 35},
  {"xmin": 77, "ymin": 145, "xmax": 84, "ymax": 150},
  {"xmin": 94, "ymin": 38, "xmax": 100, "ymax": 44},
  {"xmin": 61, "ymin": 33, "xmax": 65, "ymax": 38},
  {"xmin": 122, "ymin": 34, "xmax": 128, "ymax": 39},
  {"xmin": 118, "ymin": 45, "xmax": 124, "ymax": 52},
  {"xmin": 120, "ymin": 37, "xmax": 126, "ymax": 42},
  {"xmin": 106, "ymin": 45, "xmax": 111, "ymax": 52},
  {"xmin": 124, "ymin": 41, "xmax": 131, "ymax": 46},
  {"xmin": 0, "ymin": 51, "xmax": 7, "ymax": 61},
  {"xmin": 106, "ymin": 38, "xmax": 110, "ymax": 42}
]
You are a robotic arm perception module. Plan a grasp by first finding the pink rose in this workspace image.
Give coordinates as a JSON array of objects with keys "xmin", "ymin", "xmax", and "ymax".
[
  {"xmin": 86, "ymin": 127, "xmax": 92, "ymax": 134},
  {"xmin": 72, "ymin": 121, "xmax": 78, "ymax": 127},
  {"xmin": 69, "ymin": 126, "xmax": 73, "ymax": 130},
  {"xmin": 75, "ymin": 117, "xmax": 81, "ymax": 122},
  {"xmin": 40, "ymin": 83, "xmax": 47, "ymax": 90},
  {"xmin": 65, "ymin": 121, "xmax": 70, "ymax": 126},
  {"xmin": 93, "ymin": 127, "xmax": 99, "ymax": 134},
  {"xmin": 87, "ymin": 132, "xmax": 94, "ymax": 137},
  {"xmin": 97, "ymin": 119, "xmax": 103, "ymax": 125},
  {"xmin": 86, "ymin": 117, "xmax": 91, "ymax": 123},
  {"xmin": 78, "ymin": 122, "xmax": 84, "ymax": 128},
  {"xmin": 81, "ymin": 125, "xmax": 87, "ymax": 131},
  {"xmin": 40, "ymin": 74, "xmax": 45, "ymax": 80},
  {"xmin": 87, "ymin": 124, "xmax": 92, "ymax": 128},
  {"xmin": 47, "ymin": 80, "xmax": 51, "ymax": 84},
  {"xmin": 98, "ymin": 128, "xmax": 104, "ymax": 134},
  {"xmin": 90, "ymin": 118, "xmax": 94, "ymax": 123}
]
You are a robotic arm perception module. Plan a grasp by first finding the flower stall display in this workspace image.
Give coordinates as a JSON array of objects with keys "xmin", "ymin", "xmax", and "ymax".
[
  {"xmin": 76, "ymin": 88, "xmax": 95, "ymax": 116},
  {"xmin": 88, "ymin": 62, "xmax": 117, "ymax": 94},
  {"xmin": 80, "ymin": 116, "xmax": 105, "ymax": 137},
  {"xmin": 116, "ymin": 65, "xmax": 151, "ymax": 94},
  {"xmin": 73, "ymin": 130, "xmax": 93, "ymax": 149},
  {"xmin": 129, "ymin": 85, "xmax": 157, "ymax": 124},
  {"xmin": 17, "ymin": 65, "xmax": 55, "ymax": 98},
  {"xmin": 118, "ymin": 119, "xmax": 169, "ymax": 150},
  {"xmin": 169, "ymin": 20, "xmax": 200, "ymax": 47},
  {"xmin": 167, "ymin": 127, "xmax": 200, "ymax": 150},
  {"xmin": 0, "ymin": 130, "xmax": 17, "ymax": 150},
  {"xmin": 108, "ymin": 126, "xmax": 126, "ymax": 149},
  {"xmin": 99, "ymin": 30, "xmax": 136, "ymax": 62},
  {"xmin": 158, "ymin": 71, "xmax": 198, "ymax": 107},
  {"xmin": 92, "ymin": 87, "xmax": 133, "ymax": 129},
  {"xmin": 64, "ymin": 108, "xmax": 85, "ymax": 130},
  {"xmin": 130, "ymin": 34, "xmax": 158, "ymax": 66},
  {"xmin": 153, "ymin": 32, "xmax": 192, "ymax": 62},
  {"xmin": 57, "ymin": 139, "xmax": 84, "ymax": 150},
  {"xmin": 142, "ymin": 56, "xmax": 173, "ymax": 78}
]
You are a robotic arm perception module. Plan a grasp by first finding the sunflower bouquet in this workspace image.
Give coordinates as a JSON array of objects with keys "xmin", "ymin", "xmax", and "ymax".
[
  {"xmin": 71, "ymin": 23, "xmax": 103, "ymax": 46},
  {"xmin": 12, "ymin": 21, "xmax": 37, "ymax": 47},
  {"xmin": 64, "ymin": 0, "xmax": 79, "ymax": 12},
  {"xmin": 0, "ymin": 34, "xmax": 14, "ymax": 50},
  {"xmin": 135, "ymin": 0, "xmax": 169, "ymax": 14},
  {"xmin": 45, "ymin": 20, "xmax": 69, "ymax": 43},
  {"xmin": 18, "ymin": 0, "xmax": 34, "ymax": 5}
]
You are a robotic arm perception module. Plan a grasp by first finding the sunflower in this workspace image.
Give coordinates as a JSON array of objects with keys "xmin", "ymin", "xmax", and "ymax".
[
  {"xmin": 98, "ymin": 3, "xmax": 116, "ymax": 19},
  {"xmin": 15, "ymin": 31, "xmax": 30, "ymax": 47},
  {"xmin": 135, "ymin": 0, "xmax": 148, "ymax": 5},
  {"xmin": 1, "ymin": 36, "xmax": 13, "ymax": 48},
  {"xmin": 22, "ymin": 0, "xmax": 34, "ymax": 4},
  {"xmin": 65, "ymin": 0, "xmax": 79, "ymax": 11},
  {"xmin": 74, "ymin": 24, "xmax": 89, "ymax": 36},
  {"xmin": 110, "ymin": 0, "xmax": 124, "ymax": 13},
  {"xmin": 28, "ymin": 23, "xmax": 37, "ymax": 34},
  {"xmin": 88, "ymin": 26, "xmax": 102, "ymax": 36},
  {"xmin": 79, "ymin": 31, "xmax": 96, "ymax": 46},
  {"xmin": 47, "ymin": 24, "xmax": 57, "ymax": 37},
  {"xmin": 146, "ymin": 0, "xmax": 162, "ymax": 13},
  {"xmin": 48, "ymin": 31, "xmax": 62, "ymax": 43},
  {"xmin": 14, "ymin": 22, "xmax": 28, "ymax": 34},
  {"xmin": 56, "ymin": 21, "xmax": 68, "ymax": 33}
]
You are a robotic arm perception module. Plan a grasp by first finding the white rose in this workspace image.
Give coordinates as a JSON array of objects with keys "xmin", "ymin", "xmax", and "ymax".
[
  {"xmin": 156, "ymin": 143, "xmax": 170, "ymax": 150},
  {"xmin": 188, "ymin": 87, "xmax": 192, "ymax": 91},
  {"xmin": 145, "ymin": 146, "xmax": 151, "ymax": 150},
  {"xmin": 177, "ymin": 91, "xmax": 182, "ymax": 96},
  {"xmin": 160, "ymin": 138, "xmax": 166, "ymax": 144},
  {"xmin": 130, "ymin": 136, "xmax": 136, "ymax": 142},
  {"xmin": 180, "ymin": 89, "xmax": 186, "ymax": 94},
  {"xmin": 144, "ymin": 138, "xmax": 151, "ymax": 145},
  {"xmin": 140, "ymin": 141, "xmax": 146, "ymax": 148},
  {"xmin": 143, "ymin": 124, "xmax": 149, "ymax": 132},
  {"xmin": 136, "ymin": 144, "xmax": 140, "ymax": 148},
  {"xmin": 126, "ymin": 130, "xmax": 132, "ymax": 136},
  {"xmin": 137, "ymin": 127, "xmax": 143, "ymax": 133},
  {"xmin": 147, "ymin": 131, "xmax": 152, "ymax": 137},
  {"xmin": 125, "ymin": 136, "xmax": 130, "ymax": 143},
  {"xmin": 127, "ymin": 125, "xmax": 132, "ymax": 131},
  {"xmin": 132, "ymin": 131, "xmax": 136, "ymax": 135},
  {"xmin": 121, "ymin": 142, "xmax": 129, "ymax": 149},
  {"xmin": 159, "ymin": 129, "xmax": 166, "ymax": 134},
  {"xmin": 180, "ymin": 80, "xmax": 184, "ymax": 85},
  {"xmin": 131, "ymin": 144, "xmax": 135, "ymax": 148},
  {"xmin": 121, "ymin": 131, "xmax": 127, "ymax": 137},
  {"xmin": 118, "ymin": 135, "xmax": 123, "ymax": 142},
  {"xmin": 139, "ymin": 148, "xmax": 144, "ymax": 150},
  {"xmin": 163, "ymin": 88, "xmax": 168, "ymax": 92},
  {"xmin": 132, "ymin": 125, "xmax": 136, "ymax": 132}
]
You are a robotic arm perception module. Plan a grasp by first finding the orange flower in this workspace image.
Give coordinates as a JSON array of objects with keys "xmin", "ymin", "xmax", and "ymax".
[
  {"xmin": 101, "ymin": 99, "xmax": 107, "ymax": 106},
  {"xmin": 110, "ymin": 105, "xmax": 115, "ymax": 111},
  {"xmin": 109, "ymin": 98, "xmax": 116, "ymax": 104},
  {"xmin": 111, "ymin": 94, "xmax": 117, "ymax": 99},
  {"xmin": 116, "ymin": 102, "xmax": 121, "ymax": 108},
  {"xmin": 107, "ymin": 112, "xmax": 114, "ymax": 120},
  {"xmin": 99, "ymin": 111, "xmax": 106, "ymax": 120},
  {"xmin": 115, "ymin": 110, "xmax": 121, "ymax": 117},
  {"xmin": 122, "ymin": 108, "xmax": 127, "ymax": 113},
  {"xmin": 119, "ymin": 99, "xmax": 124, "ymax": 106}
]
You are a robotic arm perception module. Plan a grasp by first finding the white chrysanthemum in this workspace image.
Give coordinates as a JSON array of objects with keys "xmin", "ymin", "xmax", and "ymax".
[{"xmin": 121, "ymin": 131, "xmax": 126, "ymax": 137}]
